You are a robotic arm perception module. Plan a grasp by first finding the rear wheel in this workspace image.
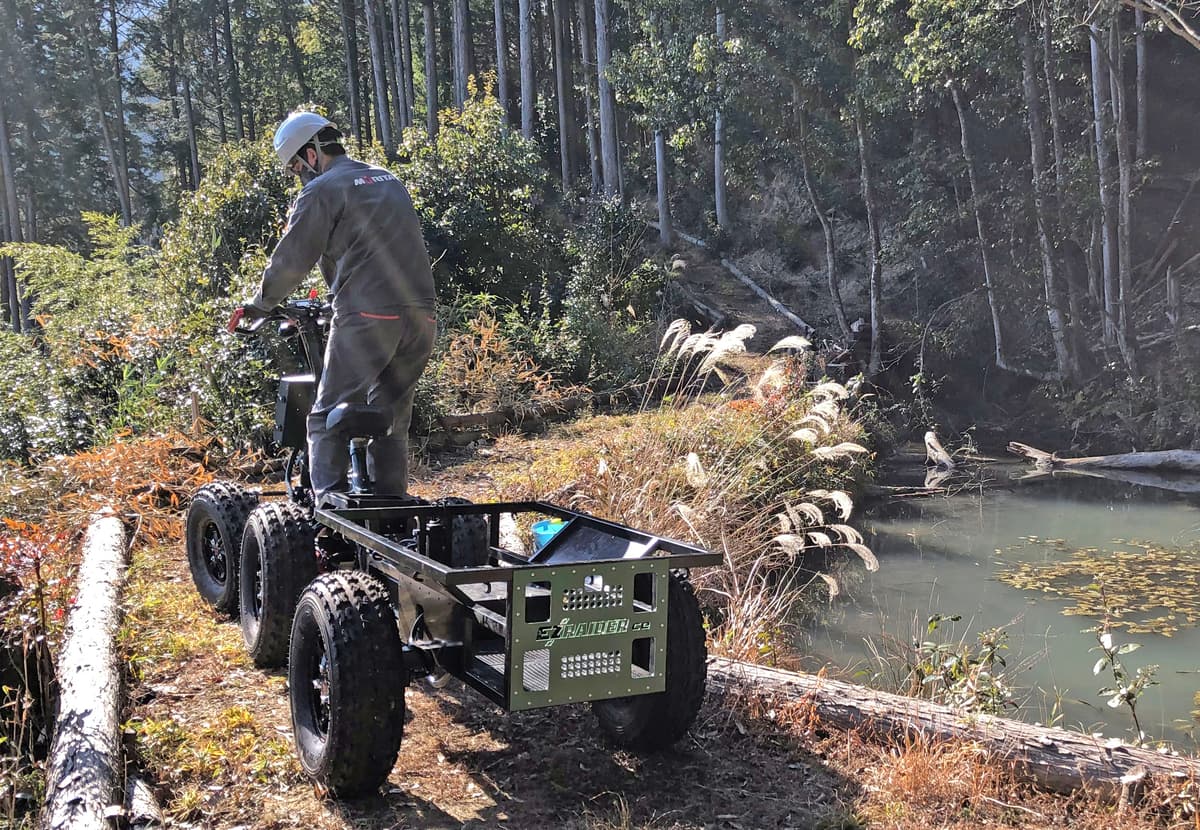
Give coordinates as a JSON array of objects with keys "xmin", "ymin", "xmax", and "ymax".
[
  {"xmin": 185, "ymin": 482, "xmax": 259, "ymax": 615},
  {"xmin": 441, "ymin": 497, "xmax": 490, "ymax": 568},
  {"xmin": 591, "ymin": 575, "xmax": 707, "ymax": 750},
  {"xmin": 289, "ymin": 572, "xmax": 406, "ymax": 798},
  {"xmin": 239, "ymin": 502, "xmax": 318, "ymax": 668}
]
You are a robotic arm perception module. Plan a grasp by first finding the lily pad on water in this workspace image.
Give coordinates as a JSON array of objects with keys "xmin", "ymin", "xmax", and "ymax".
[{"xmin": 996, "ymin": 540, "xmax": 1200, "ymax": 637}]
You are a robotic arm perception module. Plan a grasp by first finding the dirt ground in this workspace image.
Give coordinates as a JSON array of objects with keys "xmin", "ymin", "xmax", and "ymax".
[{"xmin": 121, "ymin": 439, "xmax": 1192, "ymax": 830}]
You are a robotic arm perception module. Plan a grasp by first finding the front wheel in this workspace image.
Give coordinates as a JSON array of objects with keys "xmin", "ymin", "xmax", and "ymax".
[
  {"xmin": 289, "ymin": 572, "xmax": 406, "ymax": 798},
  {"xmin": 591, "ymin": 575, "xmax": 707, "ymax": 750},
  {"xmin": 185, "ymin": 482, "xmax": 259, "ymax": 615},
  {"xmin": 239, "ymin": 502, "xmax": 318, "ymax": 668}
]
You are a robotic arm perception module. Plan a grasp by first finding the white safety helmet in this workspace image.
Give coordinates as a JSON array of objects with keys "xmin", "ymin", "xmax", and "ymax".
[{"xmin": 273, "ymin": 111, "xmax": 335, "ymax": 166}]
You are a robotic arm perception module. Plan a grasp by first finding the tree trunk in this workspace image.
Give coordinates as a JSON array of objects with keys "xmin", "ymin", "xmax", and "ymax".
[
  {"xmin": 389, "ymin": 0, "xmax": 409, "ymax": 130},
  {"xmin": 796, "ymin": 97, "xmax": 850, "ymax": 343},
  {"xmin": 952, "ymin": 85, "xmax": 1052, "ymax": 381},
  {"xmin": 168, "ymin": 0, "xmax": 201, "ymax": 188},
  {"xmin": 707, "ymin": 658, "xmax": 1200, "ymax": 796},
  {"xmin": 576, "ymin": 0, "xmax": 600, "ymax": 194},
  {"xmin": 1041, "ymin": 6, "xmax": 1065, "ymax": 196},
  {"xmin": 1018, "ymin": 15, "xmax": 1076, "ymax": 383},
  {"xmin": 241, "ymin": 3, "xmax": 257, "ymax": 142},
  {"xmin": 535, "ymin": 0, "xmax": 550, "ymax": 114},
  {"xmin": 437, "ymin": 0, "xmax": 451, "ymax": 124},
  {"xmin": 1110, "ymin": 19, "xmax": 1139, "ymax": 379},
  {"xmin": 280, "ymin": 0, "xmax": 312, "ymax": 100},
  {"xmin": 714, "ymin": 10, "xmax": 729, "ymax": 229},
  {"xmin": 423, "ymin": 0, "xmax": 438, "ymax": 136},
  {"xmin": 854, "ymin": 95, "xmax": 882, "ymax": 376},
  {"xmin": 1090, "ymin": 23, "xmax": 1118, "ymax": 346},
  {"xmin": 43, "ymin": 513, "xmax": 128, "ymax": 830},
  {"xmin": 518, "ymin": 0, "xmax": 534, "ymax": 138},
  {"xmin": 0, "ymin": 194, "xmax": 10, "ymax": 329},
  {"xmin": 655, "ymin": 130, "xmax": 672, "ymax": 245},
  {"xmin": 552, "ymin": 0, "xmax": 571, "ymax": 192},
  {"xmin": 341, "ymin": 0, "xmax": 364, "ymax": 146},
  {"xmin": 0, "ymin": 96, "xmax": 20, "ymax": 332},
  {"xmin": 220, "ymin": 0, "xmax": 245, "ymax": 139},
  {"xmin": 164, "ymin": 24, "xmax": 187, "ymax": 187},
  {"xmin": 400, "ymin": 0, "xmax": 415, "ymax": 127},
  {"xmin": 77, "ymin": 10, "xmax": 132, "ymax": 226},
  {"xmin": 1135, "ymin": 5, "xmax": 1147, "ymax": 161},
  {"xmin": 451, "ymin": 0, "xmax": 469, "ymax": 107},
  {"xmin": 594, "ymin": 0, "xmax": 619, "ymax": 196},
  {"xmin": 181, "ymin": 63, "xmax": 201, "ymax": 187},
  {"xmin": 107, "ymin": 0, "xmax": 131, "ymax": 217},
  {"xmin": 365, "ymin": 0, "xmax": 394, "ymax": 148},
  {"xmin": 210, "ymin": 14, "xmax": 228, "ymax": 144},
  {"xmin": 463, "ymin": 0, "xmax": 475, "ymax": 83},
  {"xmin": 381, "ymin": 0, "xmax": 401, "ymax": 136},
  {"xmin": 494, "ymin": 0, "xmax": 509, "ymax": 124}
]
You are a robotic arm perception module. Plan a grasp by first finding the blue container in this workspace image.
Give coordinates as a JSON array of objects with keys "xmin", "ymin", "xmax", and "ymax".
[{"xmin": 531, "ymin": 518, "xmax": 567, "ymax": 550}]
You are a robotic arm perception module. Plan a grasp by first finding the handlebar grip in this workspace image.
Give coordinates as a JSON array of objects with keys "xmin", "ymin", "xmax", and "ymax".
[{"xmin": 233, "ymin": 316, "xmax": 270, "ymax": 335}]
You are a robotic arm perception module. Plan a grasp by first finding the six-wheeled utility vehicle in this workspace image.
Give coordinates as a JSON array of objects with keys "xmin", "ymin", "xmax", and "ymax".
[{"xmin": 185, "ymin": 298, "xmax": 720, "ymax": 797}]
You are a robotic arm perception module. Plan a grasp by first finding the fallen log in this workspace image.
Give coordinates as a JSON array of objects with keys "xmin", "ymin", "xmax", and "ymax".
[
  {"xmin": 1016, "ymin": 467, "xmax": 1200, "ymax": 495},
  {"xmin": 1009, "ymin": 441, "xmax": 1200, "ymax": 473},
  {"xmin": 124, "ymin": 774, "xmax": 165, "ymax": 829},
  {"xmin": 43, "ymin": 510, "xmax": 128, "ymax": 830},
  {"xmin": 708, "ymin": 658, "xmax": 1200, "ymax": 795},
  {"xmin": 652, "ymin": 221, "xmax": 816, "ymax": 336}
]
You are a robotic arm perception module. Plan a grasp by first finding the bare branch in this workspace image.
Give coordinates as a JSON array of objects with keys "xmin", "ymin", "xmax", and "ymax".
[{"xmin": 1123, "ymin": 1, "xmax": 1200, "ymax": 50}]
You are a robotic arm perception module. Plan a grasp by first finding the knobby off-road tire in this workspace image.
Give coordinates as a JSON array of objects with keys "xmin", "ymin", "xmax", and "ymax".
[
  {"xmin": 441, "ymin": 497, "xmax": 490, "ymax": 568},
  {"xmin": 591, "ymin": 575, "xmax": 707, "ymax": 750},
  {"xmin": 239, "ymin": 502, "xmax": 318, "ymax": 668},
  {"xmin": 289, "ymin": 572, "xmax": 405, "ymax": 798},
  {"xmin": 185, "ymin": 482, "xmax": 259, "ymax": 615}
]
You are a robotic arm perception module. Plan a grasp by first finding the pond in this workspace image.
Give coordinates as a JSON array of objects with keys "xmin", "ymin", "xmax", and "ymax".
[{"xmin": 798, "ymin": 461, "xmax": 1200, "ymax": 745}]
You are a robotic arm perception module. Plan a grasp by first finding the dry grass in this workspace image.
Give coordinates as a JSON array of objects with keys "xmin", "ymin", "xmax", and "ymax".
[
  {"xmin": 495, "ymin": 320, "xmax": 875, "ymax": 667},
  {"xmin": 22, "ymin": 422, "xmax": 1192, "ymax": 829},
  {"xmin": 0, "ymin": 430, "xmax": 220, "ymax": 543},
  {"xmin": 428, "ymin": 308, "xmax": 590, "ymax": 417},
  {"xmin": 719, "ymin": 683, "xmax": 1200, "ymax": 830}
]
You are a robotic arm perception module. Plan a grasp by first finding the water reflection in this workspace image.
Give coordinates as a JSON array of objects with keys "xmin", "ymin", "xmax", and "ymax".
[{"xmin": 800, "ymin": 462, "xmax": 1200, "ymax": 743}]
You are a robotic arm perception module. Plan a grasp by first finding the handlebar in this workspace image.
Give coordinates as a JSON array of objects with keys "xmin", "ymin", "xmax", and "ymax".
[{"xmin": 232, "ymin": 297, "xmax": 332, "ymax": 336}]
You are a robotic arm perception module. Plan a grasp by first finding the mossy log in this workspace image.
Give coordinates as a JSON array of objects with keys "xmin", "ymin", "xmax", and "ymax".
[
  {"xmin": 43, "ymin": 510, "xmax": 127, "ymax": 830},
  {"xmin": 708, "ymin": 658, "xmax": 1200, "ymax": 795},
  {"xmin": 1009, "ymin": 441, "xmax": 1200, "ymax": 473}
]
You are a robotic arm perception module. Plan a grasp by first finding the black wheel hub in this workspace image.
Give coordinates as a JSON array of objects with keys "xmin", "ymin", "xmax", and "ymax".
[
  {"xmin": 308, "ymin": 643, "xmax": 331, "ymax": 737},
  {"xmin": 248, "ymin": 549, "xmax": 263, "ymax": 618},
  {"xmin": 201, "ymin": 523, "xmax": 226, "ymax": 584}
]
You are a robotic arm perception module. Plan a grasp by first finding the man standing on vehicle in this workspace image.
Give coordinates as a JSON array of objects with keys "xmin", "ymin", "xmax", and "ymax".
[{"xmin": 228, "ymin": 111, "xmax": 437, "ymax": 503}]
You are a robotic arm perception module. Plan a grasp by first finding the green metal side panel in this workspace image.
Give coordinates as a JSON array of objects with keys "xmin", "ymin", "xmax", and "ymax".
[{"xmin": 507, "ymin": 559, "xmax": 670, "ymax": 711}]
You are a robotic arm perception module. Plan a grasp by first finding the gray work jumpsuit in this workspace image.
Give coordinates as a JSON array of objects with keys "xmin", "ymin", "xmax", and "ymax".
[{"xmin": 249, "ymin": 154, "xmax": 437, "ymax": 499}]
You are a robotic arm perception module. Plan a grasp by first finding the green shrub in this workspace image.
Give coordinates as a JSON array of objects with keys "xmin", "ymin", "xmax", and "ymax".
[
  {"xmin": 558, "ymin": 198, "xmax": 668, "ymax": 384},
  {"xmin": 158, "ymin": 143, "xmax": 293, "ymax": 309},
  {"xmin": 396, "ymin": 86, "xmax": 563, "ymax": 303},
  {"xmin": 0, "ymin": 214, "xmax": 173, "ymax": 457}
]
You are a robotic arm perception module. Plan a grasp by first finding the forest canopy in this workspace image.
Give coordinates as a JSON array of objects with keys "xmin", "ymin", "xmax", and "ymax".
[{"xmin": 2, "ymin": 0, "xmax": 1200, "ymax": 451}]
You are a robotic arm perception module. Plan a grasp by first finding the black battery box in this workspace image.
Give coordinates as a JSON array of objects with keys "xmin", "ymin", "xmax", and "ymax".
[{"xmin": 275, "ymin": 374, "xmax": 315, "ymax": 448}]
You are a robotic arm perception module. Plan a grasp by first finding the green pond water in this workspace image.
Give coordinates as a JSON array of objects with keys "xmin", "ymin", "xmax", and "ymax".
[{"xmin": 798, "ymin": 463, "xmax": 1200, "ymax": 744}]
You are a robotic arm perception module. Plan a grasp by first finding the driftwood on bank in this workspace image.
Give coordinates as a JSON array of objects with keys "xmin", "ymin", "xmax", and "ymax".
[
  {"xmin": 709, "ymin": 658, "xmax": 1200, "ymax": 795},
  {"xmin": 43, "ymin": 511, "xmax": 128, "ymax": 830},
  {"xmin": 924, "ymin": 430, "xmax": 956, "ymax": 470},
  {"xmin": 1009, "ymin": 441, "xmax": 1200, "ymax": 473}
]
